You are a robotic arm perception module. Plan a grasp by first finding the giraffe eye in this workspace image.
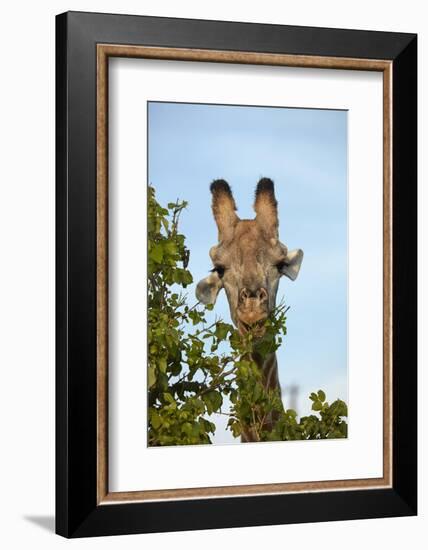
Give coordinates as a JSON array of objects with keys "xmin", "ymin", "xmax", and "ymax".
[
  {"xmin": 211, "ymin": 265, "xmax": 225, "ymax": 278},
  {"xmin": 276, "ymin": 261, "xmax": 286, "ymax": 273}
]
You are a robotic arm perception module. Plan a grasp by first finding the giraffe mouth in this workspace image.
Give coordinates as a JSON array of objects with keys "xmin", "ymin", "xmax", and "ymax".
[{"xmin": 238, "ymin": 319, "xmax": 266, "ymax": 337}]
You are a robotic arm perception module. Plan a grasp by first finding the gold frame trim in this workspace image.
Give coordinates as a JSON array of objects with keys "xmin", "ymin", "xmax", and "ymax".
[{"xmin": 96, "ymin": 44, "xmax": 393, "ymax": 505}]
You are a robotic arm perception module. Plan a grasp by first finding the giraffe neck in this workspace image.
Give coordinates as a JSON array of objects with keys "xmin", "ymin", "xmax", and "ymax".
[
  {"xmin": 255, "ymin": 351, "xmax": 281, "ymax": 395},
  {"xmin": 240, "ymin": 351, "xmax": 284, "ymax": 443}
]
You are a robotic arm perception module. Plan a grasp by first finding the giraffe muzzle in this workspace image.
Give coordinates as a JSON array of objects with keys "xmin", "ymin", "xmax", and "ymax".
[{"xmin": 236, "ymin": 287, "xmax": 269, "ymax": 335}]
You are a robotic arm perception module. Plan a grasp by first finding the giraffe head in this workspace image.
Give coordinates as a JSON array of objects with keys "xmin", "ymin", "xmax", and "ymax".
[{"xmin": 196, "ymin": 178, "xmax": 303, "ymax": 335}]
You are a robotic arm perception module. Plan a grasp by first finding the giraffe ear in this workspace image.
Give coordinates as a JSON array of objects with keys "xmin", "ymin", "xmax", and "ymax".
[
  {"xmin": 280, "ymin": 249, "xmax": 304, "ymax": 281},
  {"xmin": 210, "ymin": 179, "xmax": 239, "ymax": 242},
  {"xmin": 196, "ymin": 271, "xmax": 223, "ymax": 305},
  {"xmin": 254, "ymin": 178, "xmax": 278, "ymax": 238}
]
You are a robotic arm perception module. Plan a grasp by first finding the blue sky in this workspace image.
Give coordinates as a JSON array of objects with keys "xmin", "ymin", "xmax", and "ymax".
[{"xmin": 148, "ymin": 101, "xmax": 348, "ymax": 444}]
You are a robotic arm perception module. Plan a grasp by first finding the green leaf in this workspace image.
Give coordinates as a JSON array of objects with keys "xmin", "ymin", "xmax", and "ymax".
[
  {"xmin": 229, "ymin": 421, "xmax": 241, "ymax": 438},
  {"xmin": 163, "ymin": 393, "xmax": 175, "ymax": 404},
  {"xmin": 163, "ymin": 241, "xmax": 177, "ymax": 255},
  {"xmin": 181, "ymin": 422, "xmax": 193, "ymax": 435},
  {"xmin": 202, "ymin": 391, "xmax": 223, "ymax": 414},
  {"xmin": 230, "ymin": 389, "xmax": 238, "ymax": 404},
  {"xmin": 215, "ymin": 322, "xmax": 230, "ymax": 341},
  {"xmin": 151, "ymin": 243, "xmax": 163, "ymax": 263},
  {"xmin": 158, "ymin": 356, "xmax": 167, "ymax": 373},
  {"xmin": 150, "ymin": 409, "xmax": 162, "ymax": 429},
  {"xmin": 253, "ymin": 382, "xmax": 262, "ymax": 402},
  {"xmin": 148, "ymin": 366, "xmax": 156, "ymax": 388}
]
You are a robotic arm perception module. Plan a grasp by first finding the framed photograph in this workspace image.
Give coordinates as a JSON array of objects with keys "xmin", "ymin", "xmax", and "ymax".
[{"xmin": 56, "ymin": 11, "xmax": 417, "ymax": 538}]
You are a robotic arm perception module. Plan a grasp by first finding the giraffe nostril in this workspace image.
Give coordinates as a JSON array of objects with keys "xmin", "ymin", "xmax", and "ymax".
[
  {"xmin": 257, "ymin": 288, "xmax": 268, "ymax": 302},
  {"xmin": 239, "ymin": 288, "xmax": 250, "ymax": 301},
  {"xmin": 239, "ymin": 287, "xmax": 268, "ymax": 302}
]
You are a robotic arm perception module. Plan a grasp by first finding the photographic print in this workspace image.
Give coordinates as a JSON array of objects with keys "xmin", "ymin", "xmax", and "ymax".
[
  {"xmin": 57, "ymin": 14, "xmax": 417, "ymax": 536},
  {"xmin": 147, "ymin": 101, "xmax": 348, "ymax": 446}
]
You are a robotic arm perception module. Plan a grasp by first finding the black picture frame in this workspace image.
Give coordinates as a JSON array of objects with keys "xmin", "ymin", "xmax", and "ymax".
[{"xmin": 56, "ymin": 10, "xmax": 417, "ymax": 538}]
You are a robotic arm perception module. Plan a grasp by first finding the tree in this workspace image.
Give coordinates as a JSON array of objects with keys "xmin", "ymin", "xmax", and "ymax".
[{"xmin": 147, "ymin": 185, "xmax": 347, "ymax": 445}]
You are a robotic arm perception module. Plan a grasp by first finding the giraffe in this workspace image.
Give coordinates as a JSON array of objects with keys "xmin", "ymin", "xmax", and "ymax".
[{"xmin": 196, "ymin": 178, "xmax": 303, "ymax": 442}]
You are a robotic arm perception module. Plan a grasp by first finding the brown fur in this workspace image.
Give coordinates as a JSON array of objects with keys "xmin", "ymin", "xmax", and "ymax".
[
  {"xmin": 254, "ymin": 177, "xmax": 279, "ymax": 238},
  {"xmin": 210, "ymin": 180, "xmax": 239, "ymax": 242}
]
